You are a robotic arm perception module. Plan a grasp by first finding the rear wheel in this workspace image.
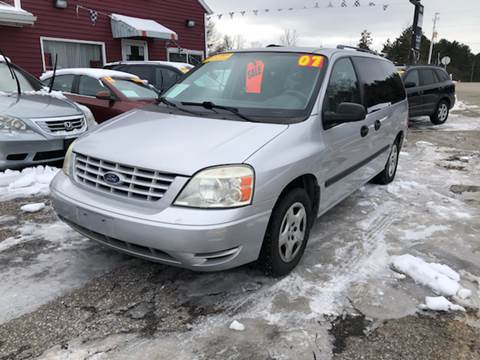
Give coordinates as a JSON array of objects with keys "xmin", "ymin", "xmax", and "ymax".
[
  {"xmin": 259, "ymin": 188, "xmax": 312, "ymax": 277},
  {"xmin": 372, "ymin": 139, "xmax": 400, "ymax": 185},
  {"xmin": 430, "ymin": 100, "xmax": 449, "ymax": 125}
]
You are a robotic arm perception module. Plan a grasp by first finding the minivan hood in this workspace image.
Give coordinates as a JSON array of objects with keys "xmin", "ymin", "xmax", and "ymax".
[
  {"xmin": 0, "ymin": 93, "xmax": 82, "ymax": 119},
  {"xmin": 74, "ymin": 108, "xmax": 289, "ymax": 175}
]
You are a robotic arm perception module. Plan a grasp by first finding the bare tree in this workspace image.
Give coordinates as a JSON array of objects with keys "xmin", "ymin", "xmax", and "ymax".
[
  {"xmin": 280, "ymin": 29, "xmax": 299, "ymax": 46},
  {"xmin": 206, "ymin": 18, "xmax": 221, "ymax": 55}
]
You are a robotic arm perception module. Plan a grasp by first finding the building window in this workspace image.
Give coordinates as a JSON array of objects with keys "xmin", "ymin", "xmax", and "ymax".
[
  {"xmin": 167, "ymin": 48, "xmax": 204, "ymax": 66},
  {"xmin": 40, "ymin": 37, "xmax": 106, "ymax": 72},
  {"xmin": 121, "ymin": 39, "xmax": 149, "ymax": 61}
]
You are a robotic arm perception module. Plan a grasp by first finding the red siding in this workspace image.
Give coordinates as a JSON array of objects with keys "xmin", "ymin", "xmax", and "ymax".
[{"xmin": 0, "ymin": 0, "xmax": 207, "ymax": 76}]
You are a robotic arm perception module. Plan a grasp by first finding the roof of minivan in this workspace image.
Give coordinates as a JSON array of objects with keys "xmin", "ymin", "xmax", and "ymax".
[
  {"xmin": 228, "ymin": 46, "xmax": 387, "ymax": 60},
  {"xmin": 40, "ymin": 68, "xmax": 139, "ymax": 80}
]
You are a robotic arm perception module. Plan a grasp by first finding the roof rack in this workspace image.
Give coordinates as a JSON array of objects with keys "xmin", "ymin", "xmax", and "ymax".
[
  {"xmin": 266, "ymin": 44, "xmax": 283, "ymax": 48},
  {"xmin": 336, "ymin": 44, "xmax": 379, "ymax": 56}
]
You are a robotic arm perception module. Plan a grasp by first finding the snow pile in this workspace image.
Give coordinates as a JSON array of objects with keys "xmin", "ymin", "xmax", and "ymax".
[
  {"xmin": 452, "ymin": 99, "xmax": 479, "ymax": 112},
  {"xmin": 20, "ymin": 202, "xmax": 46, "ymax": 213},
  {"xmin": 0, "ymin": 166, "xmax": 59, "ymax": 200},
  {"xmin": 229, "ymin": 320, "xmax": 245, "ymax": 331},
  {"xmin": 391, "ymin": 254, "xmax": 473, "ymax": 312},
  {"xmin": 420, "ymin": 296, "xmax": 465, "ymax": 312},
  {"xmin": 22, "ymin": 89, "xmax": 67, "ymax": 100}
]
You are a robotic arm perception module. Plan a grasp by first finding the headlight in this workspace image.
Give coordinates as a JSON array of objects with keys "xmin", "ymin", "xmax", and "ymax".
[
  {"xmin": 76, "ymin": 104, "xmax": 97, "ymax": 129},
  {"xmin": 174, "ymin": 165, "xmax": 254, "ymax": 208},
  {"xmin": 0, "ymin": 115, "xmax": 33, "ymax": 134},
  {"xmin": 63, "ymin": 142, "xmax": 75, "ymax": 176}
]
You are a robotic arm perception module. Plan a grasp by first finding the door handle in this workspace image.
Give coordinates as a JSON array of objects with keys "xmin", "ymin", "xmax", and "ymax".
[
  {"xmin": 360, "ymin": 126, "xmax": 369, "ymax": 137},
  {"xmin": 374, "ymin": 120, "xmax": 381, "ymax": 131},
  {"xmin": 418, "ymin": 90, "xmax": 424, "ymax": 95}
]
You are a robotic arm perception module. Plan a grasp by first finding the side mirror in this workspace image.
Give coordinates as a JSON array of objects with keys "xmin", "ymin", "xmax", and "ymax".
[
  {"xmin": 404, "ymin": 81, "xmax": 417, "ymax": 89},
  {"xmin": 323, "ymin": 102, "xmax": 367, "ymax": 125},
  {"xmin": 96, "ymin": 90, "xmax": 114, "ymax": 101}
]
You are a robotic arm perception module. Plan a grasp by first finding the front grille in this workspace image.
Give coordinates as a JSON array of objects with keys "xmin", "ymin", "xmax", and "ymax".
[
  {"xmin": 74, "ymin": 153, "xmax": 176, "ymax": 201},
  {"xmin": 33, "ymin": 149, "xmax": 65, "ymax": 161},
  {"xmin": 37, "ymin": 116, "xmax": 85, "ymax": 134}
]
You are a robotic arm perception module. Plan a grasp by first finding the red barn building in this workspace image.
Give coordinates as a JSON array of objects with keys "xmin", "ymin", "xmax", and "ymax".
[{"xmin": 0, "ymin": 0, "xmax": 212, "ymax": 76}]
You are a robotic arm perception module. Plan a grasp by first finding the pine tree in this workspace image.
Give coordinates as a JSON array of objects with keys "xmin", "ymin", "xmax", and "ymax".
[{"xmin": 358, "ymin": 30, "xmax": 372, "ymax": 50}]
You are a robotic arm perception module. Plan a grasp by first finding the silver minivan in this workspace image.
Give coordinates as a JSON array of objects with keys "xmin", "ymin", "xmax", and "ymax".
[{"xmin": 50, "ymin": 47, "xmax": 408, "ymax": 276}]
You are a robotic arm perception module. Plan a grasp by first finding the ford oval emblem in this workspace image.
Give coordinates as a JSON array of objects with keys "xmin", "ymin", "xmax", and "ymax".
[{"xmin": 103, "ymin": 172, "xmax": 122, "ymax": 185}]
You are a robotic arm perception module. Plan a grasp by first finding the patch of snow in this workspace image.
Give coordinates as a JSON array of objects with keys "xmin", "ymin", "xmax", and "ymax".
[
  {"xmin": 229, "ymin": 320, "xmax": 245, "ymax": 331},
  {"xmin": 22, "ymin": 89, "xmax": 67, "ymax": 100},
  {"xmin": 457, "ymin": 288, "xmax": 472, "ymax": 300},
  {"xmin": 40, "ymin": 68, "xmax": 139, "ymax": 81},
  {"xmin": 420, "ymin": 296, "xmax": 465, "ymax": 312},
  {"xmin": 20, "ymin": 202, "xmax": 46, "ymax": 213},
  {"xmin": 0, "ymin": 166, "xmax": 59, "ymax": 200},
  {"xmin": 452, "ymin": 100, "xmax": 479, "ymax": 112},
  {"xmin": 400, "ymin": 225, "xmax": 450, "ymax": 242},
  {"xmin": 391, "ymin": 254, "xmax": 460, "ymax": 297}
]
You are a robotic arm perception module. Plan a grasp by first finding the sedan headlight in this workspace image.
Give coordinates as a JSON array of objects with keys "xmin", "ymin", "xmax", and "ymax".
[
  {"xmin": 76, "ymin": 104, "xmax": 97, "ymax": 129},
  {"xmin": 174, "ymin": 165, "xmax": 254, "ymax": 208},
  {"xmin": 0, "ymin": 115, "xmax": 33, "ymax": 134},
  {"xmin": 63, "ymin": 142, "xmax": 75, "ymax": 176}
]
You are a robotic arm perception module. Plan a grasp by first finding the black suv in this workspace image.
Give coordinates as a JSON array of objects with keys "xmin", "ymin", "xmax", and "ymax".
[{"xmin": 398, "ymin": 65, "xmax": 455, "ymax": 125}]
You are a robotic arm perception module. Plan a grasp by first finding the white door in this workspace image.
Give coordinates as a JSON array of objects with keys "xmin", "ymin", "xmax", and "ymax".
[{"xmin": 121, "ymin": 39, "xmax": 149, "ymax": 61}]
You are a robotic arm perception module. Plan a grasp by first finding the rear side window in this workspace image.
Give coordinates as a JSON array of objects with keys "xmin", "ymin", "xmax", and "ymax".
[
  {"xmin": 124, "ymin": 65, "xmax": 155, "ymax": 85},
  {"xmin": 323, "ymin": 57, "xmax": 362, "ymax": 115},
  {"xmin": 352, "ymin": 57, "xmax": 406, "ymax": 111},
  {"xmin": 435, "ymin": 69, "xmax": 450, "ymax": 82},
  {"xmin": 421, "ymin": 69, "xmax": 438, "ymax": 85},
  {"xmin": 77, "ymin": 76, "xmax": 106, "ymax": 96},
  {"xmin": 50, "ymin": 74, "xmax": 75, "ymax": 92},
  {"xmin": 404, "ymin": 70, "xmax": 420, "ymax": 87}
]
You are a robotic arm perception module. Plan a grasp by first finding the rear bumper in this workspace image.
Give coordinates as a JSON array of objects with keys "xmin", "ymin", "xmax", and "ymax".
[{"xmin": 50, "ymin": 173, "xmax": 271, "ymax": 271}]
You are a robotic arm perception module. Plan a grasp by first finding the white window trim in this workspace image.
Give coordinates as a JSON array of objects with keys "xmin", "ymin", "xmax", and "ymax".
[
  {"xmin": 166, "ymin": 47, "xmax": 204, "ymax": 65},
  {"xmin": 121, "ymin": 39, "xmax": 149, "ymax": 61},
  {"xmin": 40, "ymin": 36, "xmax": 106, "ymax": 73}
]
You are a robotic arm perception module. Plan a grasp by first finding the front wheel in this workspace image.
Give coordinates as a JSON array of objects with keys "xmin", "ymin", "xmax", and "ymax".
[
  {"xmin": 430, "ymin": 100, "xmax": 449, "ymax": 125},
  {"xmin": 259, "ymin": 188, "xmax": 312, "ymax": 277},
  {"xmin": 372, "ymin": 140, "xmax": 400, "ymax": 185}
]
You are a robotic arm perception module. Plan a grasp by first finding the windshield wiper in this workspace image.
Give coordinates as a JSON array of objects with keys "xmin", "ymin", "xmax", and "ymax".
[
  {"xmin": 181, "ymin": 101, "xmax": 257, "ymax": 122},
  {"xmin": 157, "ymin": 96, "xmax": 202, "ymax": 116},
  {"xmin": 0, "ymin": 49, "xmax": 21, "ymax": 98}
]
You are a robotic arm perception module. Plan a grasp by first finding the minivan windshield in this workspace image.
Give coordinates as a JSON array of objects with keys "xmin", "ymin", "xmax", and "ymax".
[
  {"xmin": 162, "ymin": 52, "xmax": 327, "ymax": 123},
  {"xmin": 0, "ymin": 63, "xmax": 39, "ymax": 93}
]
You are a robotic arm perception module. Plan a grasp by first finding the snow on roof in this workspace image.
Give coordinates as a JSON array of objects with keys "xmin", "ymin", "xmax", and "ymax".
[
  {"xmin": 111, "ymin": 13, "xmax": 178, "ymax": 40},
  {"xmin": 105, "ymin": 60, "xmax": 194, "ymax": 71},
  {"xmin": 0, "ymin": 55, "xmax": 11, "ymax": 62},
  {"xmin": 40, "ymin": 68, "xmax": 139, "ymax": 81}
]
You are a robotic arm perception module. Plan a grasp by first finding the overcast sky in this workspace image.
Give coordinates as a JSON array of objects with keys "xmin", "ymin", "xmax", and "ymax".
[{"xmin": 207, "ymin": 0, "xmax": 480, "ymax": 54}]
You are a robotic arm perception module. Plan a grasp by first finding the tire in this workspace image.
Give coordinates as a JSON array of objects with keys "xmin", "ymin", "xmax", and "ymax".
[
  {"xmin": 259, "ymin": 188, "xmax": 313, "ymax": 277},
  {"xmin": 372, "ymin": 139, "xmax": 400, "ymax": 185},
  {"xmin": 430, "ymin": 100, "xmax": 449, "ymax": 125}
]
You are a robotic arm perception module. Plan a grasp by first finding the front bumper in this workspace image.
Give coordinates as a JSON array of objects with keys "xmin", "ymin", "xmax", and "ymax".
[
  {"xmin": 0, "ymin": 133, "xmax": 76, "ymax": 171},
  {"xmin": 50, "ymin": 172, "xmax": 272, "ymax": 271}
]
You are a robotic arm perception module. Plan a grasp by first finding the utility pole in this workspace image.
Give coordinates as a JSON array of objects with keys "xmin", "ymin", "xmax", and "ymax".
[
  {"xmin": 409, "ymin": 0, "xmax": 424, "ymax": 64},
  {"xmin": 428, "ymin": 12, "xmax": 439, "ymax": 64}
]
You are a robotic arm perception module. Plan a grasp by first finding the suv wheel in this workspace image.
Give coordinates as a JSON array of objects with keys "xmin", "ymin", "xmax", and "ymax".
[
  {"xmin": 372, "ymin": 140, "xmax": 400, "ymax": 185},
  {"xmin": 260, "ymin": 188, "xmax": 312, "ymax": 277},
  {"xmin": 430, "ymin": 100, "xmax": 449, "ymax": 125}
]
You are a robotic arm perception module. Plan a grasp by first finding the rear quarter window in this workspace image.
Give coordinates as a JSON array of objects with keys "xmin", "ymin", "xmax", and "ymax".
[{"xmin": 352, "ymin": 57, "xmax": 406, "ymax": 111}]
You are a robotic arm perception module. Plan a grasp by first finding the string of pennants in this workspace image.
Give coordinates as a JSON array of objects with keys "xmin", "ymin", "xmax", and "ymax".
[
  {"xmin": 75, "ymin": 4, "xmax": 112, "ymax": 25},
  {"xmin": 208, "ymin": 1, "xmax": 391, "ymax": 21}
]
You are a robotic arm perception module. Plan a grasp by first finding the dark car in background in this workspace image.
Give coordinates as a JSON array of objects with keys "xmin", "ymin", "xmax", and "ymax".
[
  {"xmin": 41, "ymin": 68, "xmax": 159, "ymax": 123},
  {"xmin": 104, "ymin": 61, "xmax": 193, "ymax": 93},
  {"xmin": 398, "ymin": 65, "xmax": 455, "ymax": 125}
]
